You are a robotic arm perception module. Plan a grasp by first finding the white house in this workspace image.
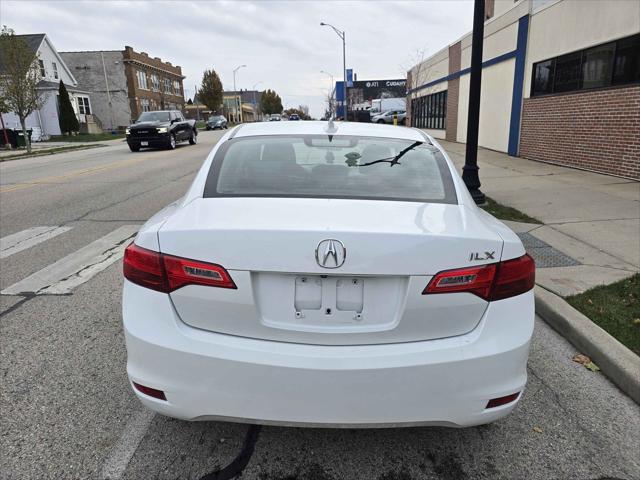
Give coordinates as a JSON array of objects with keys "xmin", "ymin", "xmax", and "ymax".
[{"xmin": 1, "ymin": 33, "xmax": 97, "ymax": 138}]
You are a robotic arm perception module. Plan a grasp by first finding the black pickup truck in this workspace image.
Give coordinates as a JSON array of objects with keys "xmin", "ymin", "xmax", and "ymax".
[{"xmin": 126, "ymin": 110, "xmax": 197, "ymax": 152}]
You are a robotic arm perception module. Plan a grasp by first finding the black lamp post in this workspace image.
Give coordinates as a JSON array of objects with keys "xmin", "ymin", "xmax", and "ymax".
[{"xmin": 462, "ymin": 0, "xmax": 486, "ymax": 204}]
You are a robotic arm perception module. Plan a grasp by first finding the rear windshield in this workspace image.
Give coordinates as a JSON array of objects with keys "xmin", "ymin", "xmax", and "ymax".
[{"xmin": 203, "ymin": 135, "xmax": 457, "ymax": 204}]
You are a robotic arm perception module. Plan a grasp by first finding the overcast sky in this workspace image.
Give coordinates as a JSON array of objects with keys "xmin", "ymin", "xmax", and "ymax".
[{"xmin": 2, "ymin": 0, "xmax": 474, "ymax": 118}]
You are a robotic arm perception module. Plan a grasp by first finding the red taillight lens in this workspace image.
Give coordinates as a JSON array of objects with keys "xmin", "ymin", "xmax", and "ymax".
[
  {"xmin": 123, "ymin": 243, "xmax": 168, "ymax": 292},
  {"xmin": 123, "ymin": 243, "xmax": 236, "ymax": 293},
  {"xmin": 423, "ymin": 264, "xmax": 497, "ymax": 300},
  {"xmin": 163, "ymin": 254, "xmax": 237, "ymax": 290},
  {"xmin": 423, "ymin": 254, "xmax": 535, "ymax": 301},
  {"xmin": 491, "ymin": 254, "xmax": 535, "ymax": 301}
]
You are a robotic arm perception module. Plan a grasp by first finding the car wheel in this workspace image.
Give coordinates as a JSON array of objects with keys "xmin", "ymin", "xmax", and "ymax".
[
  {"xmin": 167, "ymin": 134, "xmax": 176, "ymax": 150},
  {"xmin": 189, "ymin": 130, "xmax": 197, "ymax": 145},
  {"xmin": 129, "ymin": 144, "xmax": 140, "ymax": 152},
  {"xmin": 377, "ymin": 119, "xmax": 385, "ymax": 124},
  {"xmin": 206, "ymin": 126, "xmax": 211, "ymax": 131}
]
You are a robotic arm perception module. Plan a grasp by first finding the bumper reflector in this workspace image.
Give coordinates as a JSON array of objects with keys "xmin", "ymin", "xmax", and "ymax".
[
  {"xmin": 486, "ymin": 392, "xmax": 520, "ymax": 409},
  {"xmin": 132, "ymin": 382, "xmax": 167, "ymax": 401}
]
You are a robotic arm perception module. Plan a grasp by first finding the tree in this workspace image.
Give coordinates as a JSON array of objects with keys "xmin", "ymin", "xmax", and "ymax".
[
  {"xmin": 199, "ymin": 69, "xmax": 223, "ymax": 113},
  {"xmin": 260, "ymin": 89, "xmax": 283, "ymax": 115},
  {"xmin": 0, "ymin": 27, "xmax": 46, "ymax": 153},
  {"xmin": 58, "ymin": 80, "xmax": 79, "ymax": 135},
  {"xmin": 187, "ymin": 98, "xmax": 193, "ymax": 105}
]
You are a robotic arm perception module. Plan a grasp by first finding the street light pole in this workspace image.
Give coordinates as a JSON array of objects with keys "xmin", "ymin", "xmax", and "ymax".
[
  {"xmin": 462, "ymin": 0, "xmax": 486, "ymax": 204},
  {"xmin": 320, "ymin": 22, "xmax": 346, "ymax": 120},
  {"xmin": 233, "ymin": 64, "xmax": 246, "ymax": 124},
  {"xmin": 252, "ymin": 81, "xmax": 262, "ymax": 121},
  {"xmin": 320, "ymin": 70, "xmax": 335, "ymax": 117}
]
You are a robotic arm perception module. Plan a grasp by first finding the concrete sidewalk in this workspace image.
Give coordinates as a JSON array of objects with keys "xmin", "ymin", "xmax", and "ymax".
[
  {"xmin": 0, "ymin": 137, "xmax": 125, "ymax": 159},
  {"xmin": 437, "ymin": 139, "xmax": 639, "ymax": 296}
]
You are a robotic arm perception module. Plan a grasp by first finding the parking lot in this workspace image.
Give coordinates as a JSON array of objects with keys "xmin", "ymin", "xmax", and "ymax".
[{"xmin": 1, "ymin": 130, "xmax": 638, "ymax": 480}]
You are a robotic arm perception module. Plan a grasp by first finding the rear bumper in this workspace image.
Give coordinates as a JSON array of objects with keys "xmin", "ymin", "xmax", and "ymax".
[{"xmin": 123, "ymin": 281, "xmax": 534, "ymax": 427}]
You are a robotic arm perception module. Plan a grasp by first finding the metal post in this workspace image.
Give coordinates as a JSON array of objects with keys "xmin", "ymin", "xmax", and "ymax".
[
  {"xmin": 233, "ymin": 65, "xmax": 246, "ymax": 124},
  {"xmin": 342, "ymin": 31, "xmax": 347, "ymax": 120},
  {"xmin": 320, "ymin": 23, "xmax": 346, "ymax": 119},
  {"xmin": 232, "ymin": 73, "xmax": 237, "ymax": 124},
  {"xmin": 462, "ymin": 0, "xmax": 486, "ymax": 204},
  {"xmin": 194, "ymin": 85, "xmax": 200, "ymax": 121}
]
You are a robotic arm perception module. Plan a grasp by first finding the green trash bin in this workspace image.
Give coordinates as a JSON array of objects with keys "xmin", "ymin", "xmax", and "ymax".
[{"xmin": 15, "ymin": 129, "xmax": 33, "ymax": 147}]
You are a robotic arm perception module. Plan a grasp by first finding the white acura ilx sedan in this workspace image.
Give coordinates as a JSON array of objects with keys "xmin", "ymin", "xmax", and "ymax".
[{"xmin": 122, "ymin": 121, "xmax": 535, "ymax": 427}]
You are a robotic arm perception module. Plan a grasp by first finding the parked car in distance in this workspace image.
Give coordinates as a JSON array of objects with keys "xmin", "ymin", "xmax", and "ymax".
[
  {"xmin": 126, "ymin": 110, "xmax": 197, "ymax": 152},
  {"xmin": 268, "ymin": 114, "xmax": 282, "ymax": 121},
  {"xmin": 289, "ymin": 114, "xmax": 300, "ymax": 121},
  {"xmin": 206, "ymin": 115, "xmax": 228, "ymax": 130},
  {"xmin": 123, "ymin": 121, "xmax": 535, "ymax": 428},
  {"xmin": 370, "ymin": 97, "xmax": 405, "ymax": 117},
  {"xmin": 372, "ymin": 110, "xmax": 406, "ymax": 125}
]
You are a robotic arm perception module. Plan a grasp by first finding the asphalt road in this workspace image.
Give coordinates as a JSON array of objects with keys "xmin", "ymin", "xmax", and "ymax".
[{"xmin": 1, "ymin": 131, "xmax": 638, "ymax": 480}]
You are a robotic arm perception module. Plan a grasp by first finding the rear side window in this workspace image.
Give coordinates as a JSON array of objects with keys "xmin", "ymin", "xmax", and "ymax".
[{"xmin": 204, "ymin": 135, "xmax": 457, "ymax": 204}]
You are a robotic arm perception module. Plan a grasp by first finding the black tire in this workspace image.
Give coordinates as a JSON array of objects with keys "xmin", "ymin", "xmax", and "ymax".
[
  {"xmin": 167, "ymin": 134, "xmax": 176, "ymax": 150},
  {"xmin": 205, "ymin": 126, "xmax": 211, "ymax": 131},
  {"xmin": 377, "ymin": 119, "xmax": 385, "ymax": 124},
  {"xmin": 189, "ymin": 129, "xmax": 197, "ymax": 145},
  {"xmin": 129, "ymin": 144, "xmax": 140, "ymax": 152}
]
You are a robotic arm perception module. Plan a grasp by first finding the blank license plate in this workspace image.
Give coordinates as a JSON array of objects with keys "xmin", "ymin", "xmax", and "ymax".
[{"xmin": 141, "ymin": 141, "xmax": 148, "ymax": 146}]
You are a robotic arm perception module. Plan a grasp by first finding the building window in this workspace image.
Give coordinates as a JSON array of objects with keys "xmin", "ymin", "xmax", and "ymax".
[
  {"xmin": 531, "ymin": 33, "xmax": 640, "ymax": 96},
  {"xmin": 52, "ymin": 62, "xmax": 58, "ymax": 79},
  {"xmin": 411, "ymin": 90, "xmax": 447, "ymax": 130},
  {"xmin": 137, "ymin": 70, "xmax": 148, "ymax": 90},
  {"xmin": 173, "ymin": 80, "xmax": 181, "ymax": 95},
  {"xmin": 151, "ymin": 74, "xmax": 160, "ymax": 91},
  {"xmin": 38, "ymin": 59, "xmax": 45, "ymax": 78},
  {"xmin": 77, "ymin": 96, "xmax": 91, "ymax": 115},
  {"xmin": 613, "ymin": 34, "xmax": 640, "ymax": 85},
  {"xmin": 141, "ymin": 98, "xmax": 150, "ymax": 112},
  {"xmin": 164, "ymin": 78, "xmax": 171, "ymax": 94}
]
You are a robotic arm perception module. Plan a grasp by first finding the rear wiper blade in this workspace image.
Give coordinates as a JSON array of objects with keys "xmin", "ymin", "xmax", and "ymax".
[{"xmin": 345, "ymin": 141, "xmax": 423, "ymax": 168}]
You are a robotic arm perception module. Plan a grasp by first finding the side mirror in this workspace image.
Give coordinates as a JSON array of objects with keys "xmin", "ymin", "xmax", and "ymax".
[{"xmin": 170, "ymin": 118, "xmax": 178, "ymax": 124}]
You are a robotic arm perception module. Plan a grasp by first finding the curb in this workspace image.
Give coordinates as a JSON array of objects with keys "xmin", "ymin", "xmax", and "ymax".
[{"xmin": 535, "ymin": 286, "xmax": 640, "ymax": 404}]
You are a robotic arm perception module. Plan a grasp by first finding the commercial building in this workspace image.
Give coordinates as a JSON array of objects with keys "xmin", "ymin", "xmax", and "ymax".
[
  {"xmin": 61, "ymin": 46, "xmax": 185, "ymax": 129},
  {"xmin": 0, "ymin": 33, "xmax": 97, "ymax": 137},
  {"xmin": 335, "ymin": 78, "xmax": 406, "ymax": 119},
  {"xmin": 407, "ymin": 0, "xmax": 639, "ymax": 180}
]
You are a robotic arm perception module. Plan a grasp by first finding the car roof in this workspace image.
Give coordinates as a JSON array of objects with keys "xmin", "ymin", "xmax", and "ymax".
[{"xmin": 234, "ymin": 121, "xmax": 425, "ymax": 142}]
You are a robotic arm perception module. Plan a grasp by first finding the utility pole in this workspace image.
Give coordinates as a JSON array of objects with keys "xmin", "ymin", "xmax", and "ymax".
[
  {"xmin": 252, "ymin": 81, "xmax": 262, "ymax": 121},
  {"xmin": 462, "ymin": 0, "xmax": 486, "ymax": 204},
  {"xmin": 194, "ymin": 85, "xmax": 200, "ymax": 121},
  {"xmin": 320, "ymin": 22, "xmax": 346, "ymax": 120}
]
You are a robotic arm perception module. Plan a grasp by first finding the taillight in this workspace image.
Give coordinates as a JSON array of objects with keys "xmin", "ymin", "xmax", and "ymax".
[
  {"xmin": 423, "ymin": 254, "xmax": 534, "ymax": 301},
  {"xmin": 123, "ymin": 243, "xmax": 236, "ymax": 293},
  {"xmin": 123, "ymin": 243, "xmax": 168, "ymax": 293},
  {"xmin": 163, "ymin": 254, "xmax": 237, "ymax": 290}
]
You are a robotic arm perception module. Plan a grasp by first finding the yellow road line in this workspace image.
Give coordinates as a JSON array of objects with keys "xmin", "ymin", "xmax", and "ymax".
[{"xmin": 0, "ymin": 155, "xmax": 154, "ymax": 194}]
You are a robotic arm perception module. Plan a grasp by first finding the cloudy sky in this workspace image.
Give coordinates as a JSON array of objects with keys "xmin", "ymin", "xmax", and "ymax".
[{"xmin": 2, "ymin": 0, "xmax": 474, "ymax": 118}]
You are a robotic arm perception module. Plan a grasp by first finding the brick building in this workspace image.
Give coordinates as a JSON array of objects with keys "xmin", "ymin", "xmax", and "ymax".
[
  {"xmin": 61, "ymin": 46, "xmax": 185, "ymax": 129},
  {"xmin": 407, "ymin": 0, "xmax": 639, "ymax": 180}
]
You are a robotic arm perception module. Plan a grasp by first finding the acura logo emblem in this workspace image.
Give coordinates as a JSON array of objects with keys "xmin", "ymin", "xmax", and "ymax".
[{"xmin": 315, "ymin": 239, "xmax": 346, "ymax": 268}]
